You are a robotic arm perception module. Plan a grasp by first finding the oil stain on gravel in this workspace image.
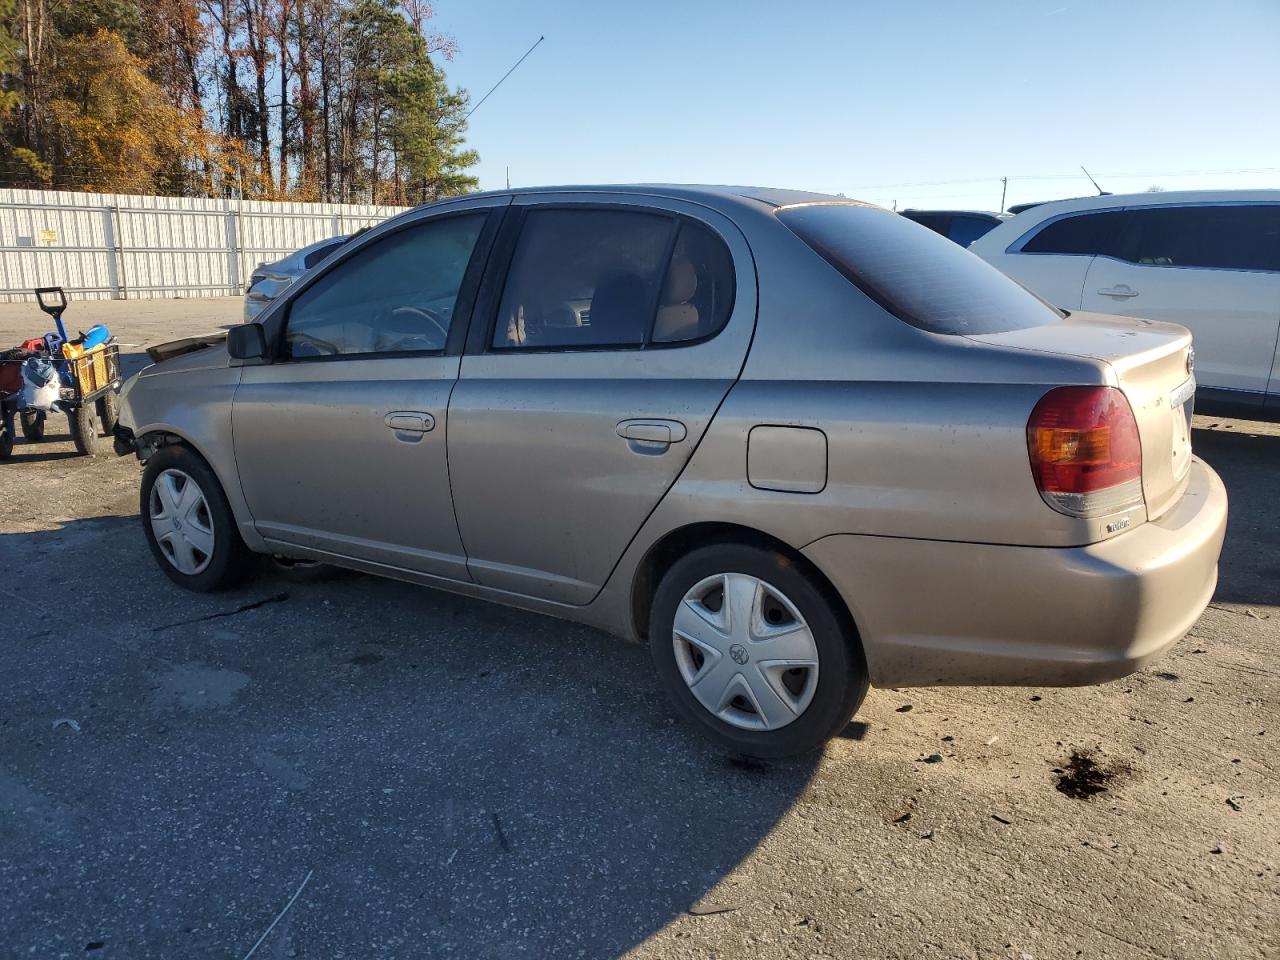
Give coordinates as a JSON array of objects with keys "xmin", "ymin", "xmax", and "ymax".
[{"xmin": 1054, "ymin": 750, "xmax": 1126, "ymax": 800}]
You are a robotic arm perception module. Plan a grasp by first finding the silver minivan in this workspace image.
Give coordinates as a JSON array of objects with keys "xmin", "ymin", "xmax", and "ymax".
[{"xmin": 116, "ymin": 185, "xmax": 1227, "ymax": 757}]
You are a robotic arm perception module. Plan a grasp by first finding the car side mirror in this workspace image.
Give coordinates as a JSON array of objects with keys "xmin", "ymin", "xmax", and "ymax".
[{"xmin": 227, "ymin": 323, "xmax": 268, "ymax": 361}]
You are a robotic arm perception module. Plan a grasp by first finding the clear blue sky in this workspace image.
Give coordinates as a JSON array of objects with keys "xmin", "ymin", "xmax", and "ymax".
[{"xmin": 431, "ymin": 0, "xmax": 1280, "ymax": 211}]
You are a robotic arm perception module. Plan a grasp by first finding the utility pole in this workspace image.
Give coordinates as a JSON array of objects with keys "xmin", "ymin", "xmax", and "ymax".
[
  {"xmin": 506, "ymin": 166, "xmax": 510, "ymax": 189},
  {"xmin": 999, "ymin": 176, "xmax": 1008, "ymax": 213}
]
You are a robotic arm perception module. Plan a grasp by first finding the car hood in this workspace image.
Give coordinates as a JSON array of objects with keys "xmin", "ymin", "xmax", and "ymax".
[{"xmin": 142, "ymin": 334, "xmax": 230, "ymax": 375}]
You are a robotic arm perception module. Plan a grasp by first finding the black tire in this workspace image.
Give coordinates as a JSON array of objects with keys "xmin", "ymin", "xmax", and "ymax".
[
  {"xmin": 0, "ymin": 426, "xmax": 12, "ymax": 460},
  {"xmin": 68, "ymin": 403, "xmax": 98, "ymax": 455},
  {"xmin": 140, "ymin": 444, "xmax": 258, "ymax": 592},
  {"xmin": 649, "ymin": 543, "xmax": 868, "ymax": 759},
  {"xmin": 97, "ymin": 390, "xmax": 119, "ymax": 435},
  {"xmin": 19, "ymin": 410, "xmax": 44, "ymax": 441}
]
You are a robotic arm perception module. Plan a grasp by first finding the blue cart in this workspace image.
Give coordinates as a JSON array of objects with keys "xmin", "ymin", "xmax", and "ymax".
[{"xmin": 0, "ymin": 287, "xmax": 122, "ymax": 459}]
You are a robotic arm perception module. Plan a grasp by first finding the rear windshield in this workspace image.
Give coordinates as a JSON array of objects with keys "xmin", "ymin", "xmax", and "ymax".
[
  {"xmin": 303, "ymin": 239, "xmax": 346, "ymax": 270},
  {"xmin": 778, "ymin": 203, "xmax": 1062, "ymax": 334}
]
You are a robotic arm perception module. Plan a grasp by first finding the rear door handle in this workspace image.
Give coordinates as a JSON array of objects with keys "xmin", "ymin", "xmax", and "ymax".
[
  {"xmin": 1097, "ymin": 285, "xmax": 1139, "ymax": 299},
  {"xmin": 385, "ymin": 411, "xmax": 436, "ymax": 437},
  {"xmin": 617, "ymin": 418, "xmax": 687, "ymax": 453}
]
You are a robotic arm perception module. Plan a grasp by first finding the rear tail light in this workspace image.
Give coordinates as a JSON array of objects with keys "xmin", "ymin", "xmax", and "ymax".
[{"xmin": 1027, "ymin": 386, "xmax": 1143, "ymax": 518}]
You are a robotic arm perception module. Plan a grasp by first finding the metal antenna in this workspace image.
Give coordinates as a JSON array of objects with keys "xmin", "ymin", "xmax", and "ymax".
[
  {"xmin": 1081, "ymin": 165, "xmax": 1105, "ymax": 195},
  {"xmin": 461, "ymin": 36, "xmax": 545, "ymax": 125}
]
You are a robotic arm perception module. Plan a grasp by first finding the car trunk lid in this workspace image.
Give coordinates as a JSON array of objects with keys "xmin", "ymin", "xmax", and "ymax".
[{"xmin": 965, "ymin": 311, "xmax": 1195, "ymax": 522}]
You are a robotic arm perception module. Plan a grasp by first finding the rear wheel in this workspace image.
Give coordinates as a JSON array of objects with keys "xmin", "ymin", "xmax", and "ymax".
[
  {"xmin": 19, "ymin": 410, "xmax": 44, "ymax": 441},
  {"xmin": 0, "ymin": 425, "xmax": 12, "ymax": 460},
  {"xmin": 649, "ymin": 543, "xmax": 867, "ymax": 759},
  {"xmin": 140, "ymin": 445, "xmax": 257, "ymax": 591},
  {"xmin": 68, "ymin": 403, "xmax": 98, "ymax": 455}
]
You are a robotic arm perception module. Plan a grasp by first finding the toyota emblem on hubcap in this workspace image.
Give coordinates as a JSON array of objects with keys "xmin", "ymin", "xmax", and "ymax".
[{"xmin": 729, "ymin": 644, "xmax": 749, "ymax": 665}]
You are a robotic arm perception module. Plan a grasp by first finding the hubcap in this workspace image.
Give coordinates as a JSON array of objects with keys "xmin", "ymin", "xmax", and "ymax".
[
  {"xmin": 672, "ymin": 573, "xmax": 820, "ymax": 732},
  {"xmin": 149, "ymin": 469, "xmax": 215, "ymax": 575}
]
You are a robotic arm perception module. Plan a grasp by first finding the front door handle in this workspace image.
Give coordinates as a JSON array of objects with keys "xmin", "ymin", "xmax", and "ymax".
[
  {"xmin": 385, "ymin": 411, "xmax": 436, "ymax": 438},
  {"xmin": 1097, "ymin": 285, "xmax": 1139, "ymax": 299}
]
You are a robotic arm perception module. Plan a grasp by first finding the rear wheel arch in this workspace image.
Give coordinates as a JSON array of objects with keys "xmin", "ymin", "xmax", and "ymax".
[{"xmin": 630, "ymin": 522, "xmax": 863, "ymax": 657}]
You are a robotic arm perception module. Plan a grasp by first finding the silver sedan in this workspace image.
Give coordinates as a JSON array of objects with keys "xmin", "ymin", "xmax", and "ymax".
[
  {"xmin": 115, "ymin": 185, "xmax": 1227, "ymax": 758},
  {"xmin": 242, "ymin": 234, "xmax": 350, "ymax": 322}
]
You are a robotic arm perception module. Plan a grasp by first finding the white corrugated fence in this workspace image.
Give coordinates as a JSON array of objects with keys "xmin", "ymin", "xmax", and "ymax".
[{"xmin": 0, "ymin": 189, "xmax": 410, "ymax": 303}]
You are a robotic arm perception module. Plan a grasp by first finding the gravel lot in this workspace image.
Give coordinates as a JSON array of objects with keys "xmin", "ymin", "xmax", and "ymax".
[{"xmin": 0, "ymin": 297, "xmax": 1276, "ymax": 959}]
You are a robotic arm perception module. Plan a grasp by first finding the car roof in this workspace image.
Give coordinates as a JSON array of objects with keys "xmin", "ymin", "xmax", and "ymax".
[
  {"xmin": 418, "ymin": 183, "xmax": 848, "ymax": 213},
  {"xmin": 254, "ymin": 234, "xmax": 349, "ymax": 277},
  {"xmin": 297, "ymin": 234, "xmax": 349, "ymax": 254},
  {"xmin": 968, "ymin": 189, "xmax": 1280, "ymax": 254},
  {"xmin": 1005, "ymin": 189, "xmax": 1280, "ymax": 219},
  {"xmin": 902, "ymin": 209, "xmax": 1005, "ymax": 220}
]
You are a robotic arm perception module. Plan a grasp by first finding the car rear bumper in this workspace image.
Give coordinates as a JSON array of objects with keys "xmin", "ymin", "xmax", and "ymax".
[{"xmin": 802, "ymin": 456, "xmax": 1228, "ymax": 687}]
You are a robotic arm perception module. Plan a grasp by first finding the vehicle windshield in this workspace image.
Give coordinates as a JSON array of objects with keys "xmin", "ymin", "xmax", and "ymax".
[{"xmin": 778, "ymin": 203, "xmax": 1062, "ymax": 335}]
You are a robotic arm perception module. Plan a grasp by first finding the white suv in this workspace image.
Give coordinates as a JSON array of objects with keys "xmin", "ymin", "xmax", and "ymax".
[{"xmin": 970, "ymin": 190, "xmax": 1280, "ymax": 420}]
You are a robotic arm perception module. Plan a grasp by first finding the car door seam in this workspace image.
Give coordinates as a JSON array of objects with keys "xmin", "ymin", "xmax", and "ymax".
[
  {"xmin": 441, "ymin": 371, "xmax": 476, "ymax": 584},
  {"xmin": 580, "ymin": 222, "xmax": 764, "ymax": 607},
  {"xmin": 226, "ymin": 367, "xmax": 260, "ymax": 525}
]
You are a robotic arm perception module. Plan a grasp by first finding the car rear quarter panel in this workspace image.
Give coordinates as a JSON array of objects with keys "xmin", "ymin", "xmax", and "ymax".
[
  {"xmin": 591, "ymin": 207, "xmax": 1144, "ymax": 642},
  {"xmin": 803, "ymin": 456, "xmax": 1226, "ymax": 687},
  {"xmin": 648, "ymin": 205, "xmax": 1127, "ymax": 545}
]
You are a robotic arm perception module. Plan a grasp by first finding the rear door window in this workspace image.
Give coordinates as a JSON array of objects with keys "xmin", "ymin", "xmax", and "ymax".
[
  {"xmin": 492, "ymin": 209, "xmax": 735, "ymax": 350},
  {"xmin": 779, "ymin": 203, "xmax": 1061, "ymax": 335},
  {"xmin": 1107, "ymin": 205, "xmax": 1280, "ymax": 271},
  {"xmin": 302, "ymin": 239, "xmax": 345, "ymax": 269},
  {"xmin": 652, "ymin": 221, "xmax": 736, "ymax": 343}
]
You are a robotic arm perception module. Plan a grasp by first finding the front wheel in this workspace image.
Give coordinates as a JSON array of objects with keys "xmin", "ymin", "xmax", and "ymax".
[
  {"xmin": 140, "ymin": 445, "xmax": 257, "ymax": 591},
  {"xmin": 97, "ymin": 390, "xmax": 119, "ymax": 435},
  {"xmin": 19, "ymin": 410, "xmax": 44, "ymax": 441},
  {"xmin": 68, "ymin": 403, "xmax": 98, "ymax": 455},
  {"xmin": 0, "ymin": 426, "xmax": 12, "ymax": 460},
  {"xmin": 649, "ymin": 543, "xmax": 868, "ymax": 759}
]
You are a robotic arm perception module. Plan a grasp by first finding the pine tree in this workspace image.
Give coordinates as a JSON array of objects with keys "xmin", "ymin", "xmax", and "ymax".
[{"xmin": 0, "ymin": 0, "xmax": 479, "ymax": 199}]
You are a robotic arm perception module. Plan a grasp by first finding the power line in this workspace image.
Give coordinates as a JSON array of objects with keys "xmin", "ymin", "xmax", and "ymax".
[
  {"xmin": 459, "ymin": 35, "xmax": 544, "ymax": 125},
  {"xmin": 844, "ymin": 166, "xmax": 1280, "ymax": 193}
]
